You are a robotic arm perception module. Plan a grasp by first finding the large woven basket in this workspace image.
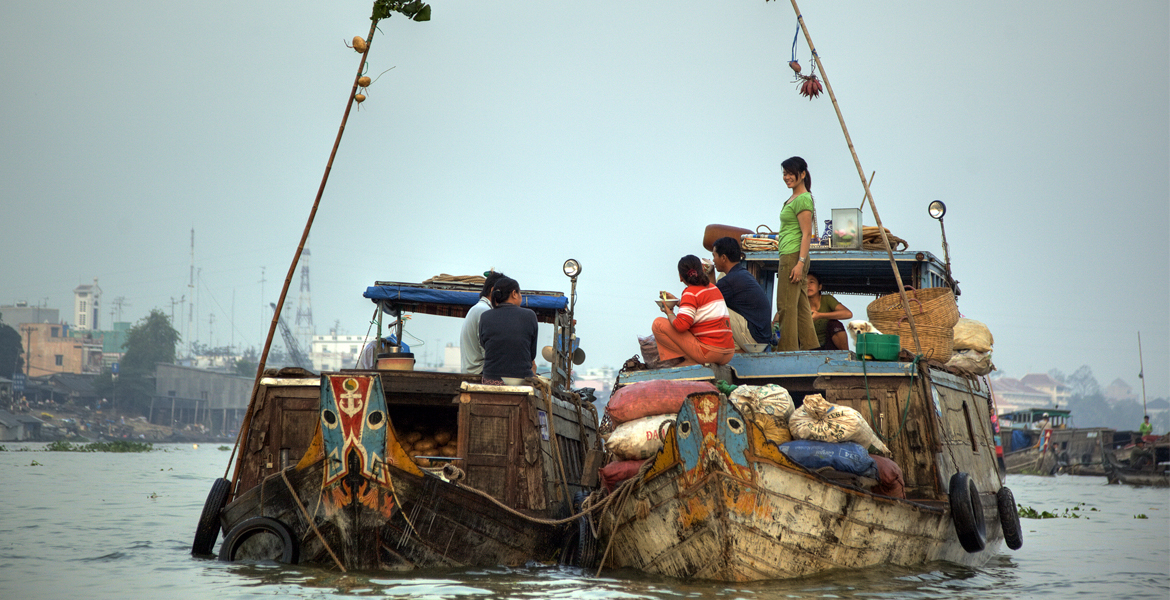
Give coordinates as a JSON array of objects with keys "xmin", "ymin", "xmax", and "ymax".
[
  {"xmin": 867, "ymin": 286, "xmax": 959, "ymax": 329},
  {"xmin": 878, "ymin": 318, "xmax": 954, "ymax": 361}
]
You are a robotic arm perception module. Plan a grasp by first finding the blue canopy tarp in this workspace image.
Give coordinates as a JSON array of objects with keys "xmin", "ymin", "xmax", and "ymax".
[{"xmin": 364, "ymin": 283, "xmax": 567, "ymax": 323}]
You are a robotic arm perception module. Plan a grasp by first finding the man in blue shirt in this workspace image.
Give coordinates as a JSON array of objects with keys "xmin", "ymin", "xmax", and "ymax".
[{"xmin": 708, "ymin": 237, "xmax": 772, "ymax": 352}]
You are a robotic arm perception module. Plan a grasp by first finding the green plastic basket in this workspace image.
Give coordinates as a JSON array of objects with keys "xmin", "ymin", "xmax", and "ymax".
[{"xmin": 856, "ymin": 333, "xmax": 900, "ymax": 361}]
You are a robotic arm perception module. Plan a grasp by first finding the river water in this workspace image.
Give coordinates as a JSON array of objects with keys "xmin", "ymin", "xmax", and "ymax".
[{"xmin": 1, "ymin": 443, "xmax": 1166, "ymax": 600}]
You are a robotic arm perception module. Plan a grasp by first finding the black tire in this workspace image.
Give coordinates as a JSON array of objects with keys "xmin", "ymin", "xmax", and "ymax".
[
  {"xmin": 1056, "ymin": 451, "xmax": 1070, "ymax": 467},
  {"xmin": 996, "ymin": 486, "xmax": 1024, "ymax": 551},
  {"xmin": 218, "ymin": 516, "xmax": 299, "ymax": 564},
  {"xmin": 191, "ymin": 478, "xmax": 230, "ymax": 556},
  {"xmin": 561, "ymin": 491, "xmax": 599, "ymax": 569},
  {"xmin": 948, "ymin": 472, "xmax": 986, "ymax": 553}
]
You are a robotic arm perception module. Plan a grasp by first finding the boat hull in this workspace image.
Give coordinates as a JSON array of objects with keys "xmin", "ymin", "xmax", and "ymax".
[
  {"xmin": 220, "ymin": 456, "xmax": 564, "ymax": 569},
  {"xmin": 600, "ymin": 385, "xmax": 1006, "ymax": 581}
]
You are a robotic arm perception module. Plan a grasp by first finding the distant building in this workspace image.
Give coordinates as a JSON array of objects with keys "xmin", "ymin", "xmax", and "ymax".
[
  {"xmin": 0, "ymin": 303, "xmax": 60, "ymax": 328},
  {"xmin": 1102, "ymin": 378, "xmax": 1138, "ymax": 404},
  {"xmin": 154, "ymin": 364, "xmax": 253, "ymax": 434},
  {"xmin": 99, "ymin": 321, "xmax": 132, "ymax": 368},
  {"xmin": 1019, "ymin": 374, "xmax": 1071, "ymax": 407},
  {"xmin": 310, "ymin": 333, "xmax": 368, "ymax": 372},
  {"xmin": 18, "ymin": 323, "xmax": 104, "ymax": 376},
  {"xmin": 73, "ymin": 279, "xmax": 102, "ymax": 331},
  {"xmin": 992, "ymin": 377, "xmax": 1053, "ymax": 414},
  {"xmin": 0, "ymin": 409, "xmax": 44, "ymax": 441}
]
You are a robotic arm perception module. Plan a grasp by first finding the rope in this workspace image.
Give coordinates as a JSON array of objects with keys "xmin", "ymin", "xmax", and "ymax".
[
  {"xmin": 593, "ymin": 457, "xmax": 657, "ymax": 576},
  {"xmin": 280, "ymin": 469, "xmax": 347, "ymax": 572},
  {"xmin": 790, "ymin": 23, "xmax": 800, "ymax": 61}
]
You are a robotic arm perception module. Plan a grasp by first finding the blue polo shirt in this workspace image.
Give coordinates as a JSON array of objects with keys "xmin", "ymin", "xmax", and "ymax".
[{"xmin": 716, "ymin": 263, "xmax": 772, "ymax": 344}]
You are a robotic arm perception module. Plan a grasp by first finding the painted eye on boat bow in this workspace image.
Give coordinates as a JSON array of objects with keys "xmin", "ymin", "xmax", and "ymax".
[
  {"xmin": 367, "ymin": 410, "xmax": 386, "ymax": 429},
  {"xmin": 726, "ymin": 417, "xmax": 744, "ymax": 434},
  {"xmin": 323, "ymin": 409, "xmax": 339, "ymax": 428},
  {"xmin": 679, "ymin": 420, "xmax": 692, "ymax": 439}
]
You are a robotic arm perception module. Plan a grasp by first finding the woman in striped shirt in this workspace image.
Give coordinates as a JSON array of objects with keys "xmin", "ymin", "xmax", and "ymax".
[{"xmin": 652, "ymin": 255, "xmax": 735, "ymax": 366}]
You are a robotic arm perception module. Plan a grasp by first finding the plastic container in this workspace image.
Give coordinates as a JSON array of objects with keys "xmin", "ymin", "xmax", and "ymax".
[
  {"xmin": 855, "ymin": 333, "xmax": 900, "ymax": 361},
  {"xmin": 376, "ymin": 352, "xmax": 415, "ymax": 370}
]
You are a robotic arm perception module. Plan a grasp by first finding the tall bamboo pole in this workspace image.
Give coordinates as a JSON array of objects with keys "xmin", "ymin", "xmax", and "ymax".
[
  {"xmin": 788, "ymin": 0, "xmax": 922, "ymax": 353},
  {"xmin": 1138, "ymin": 331, "xmax": 1147, "ymax": 417},
  {"xmin": 224, "ymin": 19, "xmax": 381, "ymax": 488}
]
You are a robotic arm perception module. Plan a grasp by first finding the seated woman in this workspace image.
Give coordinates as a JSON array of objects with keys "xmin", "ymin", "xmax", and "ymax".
[
  {"xmin": 478, "ymin": 276, "xmax": 538, "ymax": 385},
  {"xmin": 806, "ymin": 272, "xmax": 853, "ymax": 350},
  {"xmin": 653, "ymin": 255, "xmax": 735, "ymax": 366}
]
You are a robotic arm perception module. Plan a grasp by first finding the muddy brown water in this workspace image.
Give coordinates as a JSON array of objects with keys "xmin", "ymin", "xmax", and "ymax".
[{"xmin": 1, "ymin": 443, "xmax": 1165, "ymax": 599}]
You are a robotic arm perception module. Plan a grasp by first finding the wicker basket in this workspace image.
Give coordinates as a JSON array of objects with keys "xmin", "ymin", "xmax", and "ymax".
[
  {"xmin": 867, "ymin": 287, "xmax": 959, "ymax": 329},
  {"xmin": 878, "ymin": 318, "xmax": 954, "ymax": 361}
]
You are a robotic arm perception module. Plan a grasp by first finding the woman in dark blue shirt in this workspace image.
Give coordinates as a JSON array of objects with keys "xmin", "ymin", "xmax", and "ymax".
[{"xmin": 478, "ymin": 276, "xmax": 539, "ymax": 385}]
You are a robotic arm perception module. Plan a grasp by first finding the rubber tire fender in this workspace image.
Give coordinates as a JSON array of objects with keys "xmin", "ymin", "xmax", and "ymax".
[
  {"xmin": 996, "ymin": 486, "xmax": 1024, "ymax": 550},
  {"xmin": 191, "ymin": 478, "xmax": 230, "ymax": 556},
  {"xmin": 218, "ymin": 516, "xmax": 300, "ymax": 564},
  {"xmin": 948, "ymin": 472, "xmax": 986, "ymax": 553},
  {"xmin": 561, "ymin": 491, "xmax": 599, "ymax": 569}
]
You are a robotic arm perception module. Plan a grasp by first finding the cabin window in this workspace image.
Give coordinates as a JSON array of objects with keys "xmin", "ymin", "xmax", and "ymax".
[
  {"xmin": 961, "ymin": 401, "xmax": 979, "ymax": 453},
  {"xmin": 55, "ymin": 355, "xmax": 64, "ymax": 366},
  {"xmin": 51, "ymin": 327, "xmax": 59, "ymax": 338}
]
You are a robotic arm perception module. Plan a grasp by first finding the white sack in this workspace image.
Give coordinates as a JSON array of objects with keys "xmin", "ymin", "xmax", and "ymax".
[
  {"xmin": 952, "ymin": 318, "xmax": 993, "ymax": 353},
  {"xmin": 605, "ymin": 414, "xmax": 675, "ymax": 460},
  {"xmin": 788, "ymin": 394, "xmax": 891, "ymax": 455}
]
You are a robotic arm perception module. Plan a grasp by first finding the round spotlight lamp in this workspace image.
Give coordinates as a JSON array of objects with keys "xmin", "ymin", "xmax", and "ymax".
[
  {"xmin": 928, "ymin": 200, "xmax": 947, "ymax": 220},
  {"xmin": 563, "ymin": 259, "xmax": 581, "ymax": 278}
]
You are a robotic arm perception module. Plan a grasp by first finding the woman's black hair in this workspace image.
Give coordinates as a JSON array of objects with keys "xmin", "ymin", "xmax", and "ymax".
[
  {"xmin": 678, "ymin": 255, "xmax": 708, "ymax": 287},
  {"xmin": 490, "ymin": 276, "xmax": 520, "ymax": 307},
  {"xmin": 712, "ymin": 236, "xmax": 744, "ymax": 263},
  {"xmin": 479, "ymin": 271, "xmax": 506, "ymax": 299},
  {"xmin": 782, "ymin": 156, "xmax": 811, "ymax": 191}
]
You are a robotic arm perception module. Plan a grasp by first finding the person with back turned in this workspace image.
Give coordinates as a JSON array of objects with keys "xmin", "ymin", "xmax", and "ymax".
[
  {"xmin": 479, "ymin": 276, "xmax": 538, "ymax": 385},
  {"xmin": 459, "ymin": 271, "xmax": 506, "ymax": 374},
  {"xmin": 706, "ymin": 236, "xmax": 772, "ymax": 353}
]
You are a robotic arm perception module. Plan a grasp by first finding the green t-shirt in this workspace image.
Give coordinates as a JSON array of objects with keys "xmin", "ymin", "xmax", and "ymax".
[
  {"xmin": 813, "ymin": 294, "xmax": 840, "ymax": 346},
  {"xmin": 779, "ymin": 192, "xmax": 815, "ymax": 255},
  {"xmin": 1139, "ymin": 422, "xmax": 1153, "ymax": 435}
]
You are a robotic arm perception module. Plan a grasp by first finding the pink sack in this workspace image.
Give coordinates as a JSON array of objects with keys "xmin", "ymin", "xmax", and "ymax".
[
  {"xmin": 600, "ymin": 459, "xmax": 648, "ymax": 493},
  {"xmin": 606, "ymin": 380, "xmax": 718, "ymax": 424}
]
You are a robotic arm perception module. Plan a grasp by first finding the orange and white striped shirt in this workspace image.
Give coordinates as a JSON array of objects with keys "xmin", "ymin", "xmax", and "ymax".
[{"xmin": 672, "ymin": 284, "xmax": 733, "ymax": 349}]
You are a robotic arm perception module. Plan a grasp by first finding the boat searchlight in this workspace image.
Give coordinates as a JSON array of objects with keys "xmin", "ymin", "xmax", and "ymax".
[
  {"xmin": 563, "ymin": 258, "xmax": 581, "ymax": 279},
  {"xmin": 927, "ymin": 200, "xmax": 957, "ymax": 295}
]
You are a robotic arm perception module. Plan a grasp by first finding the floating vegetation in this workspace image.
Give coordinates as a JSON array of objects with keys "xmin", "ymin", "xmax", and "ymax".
[
  {"xmin": 1018, "ymin": 505, "xmax": 1089, "ymax": 519},
  {"xmin": 0, "ymin": 445, "xmax": 6, "ymax": 451},
  {"xmin": 1134, "ymin": 514, "xmax": 1148, "ymax": 519},
  {"xmin": 30, "ymin": 459, "xmax": 42, "ymax": 466},
  {"xmin": 45, "ymin": 440, "xmax": 153, "ymax": 453},
  {"xmin": 218, "ymin": 446, "xmax": 231, "ymax": 451}
]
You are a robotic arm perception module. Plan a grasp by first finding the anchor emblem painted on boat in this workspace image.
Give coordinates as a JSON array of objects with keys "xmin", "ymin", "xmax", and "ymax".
[{"xmin": 339, "ymin": 385, "xmax": 364, "ymax": 416}]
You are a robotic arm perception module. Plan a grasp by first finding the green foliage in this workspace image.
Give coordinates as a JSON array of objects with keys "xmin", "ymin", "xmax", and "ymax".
[
  {"xmin": 1134, "ymin": 514, "xmax": 1148, "ymax": 519},
  {"xmin": 93, "ymin": 309, "xmax": 179, "ymax": 418},
  {"xmin": 43, "ymin": 437, "xmax": 153, "ymax": 451},
  {"xmin": 0, "ymin": 444, "xmax": 6, "ymax": 451},
  {"xmin": 218, "ymin": 445, "xmax": 231, "ymax": 451},
  {"xmin": 121, "ymin": 309, "xmax": 180, "ymax": 376},
  {"xmin": 371, "ymin": 0, "xmax": 431, "ymax": 22},
  {"xmin": 0, "ymin": 315, "xmax": 24, "ymax": 378}
]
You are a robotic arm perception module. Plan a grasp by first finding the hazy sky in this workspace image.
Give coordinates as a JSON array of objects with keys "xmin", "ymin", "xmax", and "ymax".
[{"xmin": 2, "ymin": 1, "xmax": 1167, "ymax": 398}]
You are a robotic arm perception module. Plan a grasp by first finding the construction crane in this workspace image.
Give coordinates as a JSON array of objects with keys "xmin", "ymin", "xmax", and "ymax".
[{"xmin": 270, "ymin": 302, "xmax": 310, "ymax": 370}]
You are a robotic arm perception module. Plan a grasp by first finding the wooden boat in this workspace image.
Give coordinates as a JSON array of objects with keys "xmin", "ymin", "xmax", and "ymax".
[
  {"xmin": 193, "ymin": 278, "xmax": 603, "ymax": 570},
  {"xmin": 999, "ymin": 408, "xmax": 1113, "ymax": 476},
  {"xmin": 1103, "ymin": 434, "xmax": 1169, "ymax": 487},
  {"xmin": 585, "ymin": 248, "xmax": 1023, "ymax": 581}
]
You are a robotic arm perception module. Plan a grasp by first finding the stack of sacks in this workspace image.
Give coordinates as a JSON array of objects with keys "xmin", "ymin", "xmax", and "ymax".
[
  {"xmin": 729, "ymin": 384, "xmax": 795, "ymax": 445},
  {"xmin": 946, "ymin": 318, "xmax": 994, "ymax": 375},
  {"xmin": 788, "ymin": 394, "xmax": 891, "ymax": 455},
  {"xmin": 600, "ymin": 380, "xmax": 717, "ymax": 489}
]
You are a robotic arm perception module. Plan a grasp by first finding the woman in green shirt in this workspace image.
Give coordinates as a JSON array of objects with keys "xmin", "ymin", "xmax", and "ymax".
[{"xmin": 774, "ymin": 156, "xmax": 819, "ymax": 351}]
